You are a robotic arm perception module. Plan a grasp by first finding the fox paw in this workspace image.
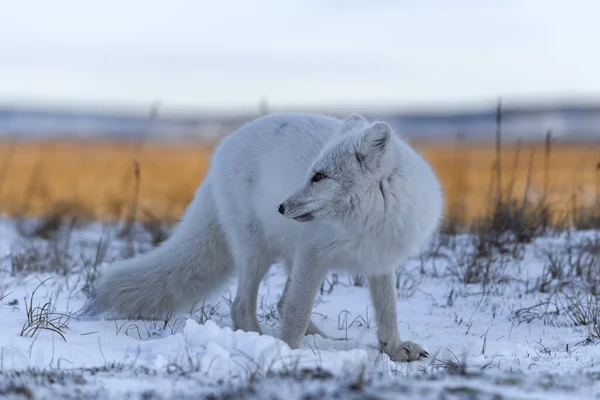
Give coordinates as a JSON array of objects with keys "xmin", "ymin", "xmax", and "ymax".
[{"xmin": 382, "ymin": 341, "xmax": 429, "ymax": 362}]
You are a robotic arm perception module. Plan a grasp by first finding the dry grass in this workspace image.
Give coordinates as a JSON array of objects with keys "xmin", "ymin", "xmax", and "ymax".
[
  {"xmin": 417, "ymin": 140, "xmax": 600, "ymax": 227},
  {"xmin": 0, "ymin": 140, "xmax": 213, "ymax": 222},
  {"xmin": 0, "ymin": 138, "xmax": 598, "ymax": 225}
]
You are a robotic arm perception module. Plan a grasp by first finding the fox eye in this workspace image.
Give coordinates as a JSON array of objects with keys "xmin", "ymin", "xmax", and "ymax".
[{"xmin": 311, "ymin": 172, "xmax": 325, "ymax": 183}]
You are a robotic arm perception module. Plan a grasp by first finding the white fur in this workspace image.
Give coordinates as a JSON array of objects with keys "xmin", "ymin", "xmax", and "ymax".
[{"xmin": 79, "ymin": 112, "xmax": 444, "ymax": 362}]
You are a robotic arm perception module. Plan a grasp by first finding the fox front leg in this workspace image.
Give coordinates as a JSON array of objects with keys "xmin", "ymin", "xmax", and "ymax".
[
  {"xmin": 367, "ymin": 272, "xmax": 428, "ymax": 362},
  {"xmin": 280, "ymin": 249, "xmax": 327, "ymax": 349},
  {"xmin": 278, "ymin": 277, "xmax": 328, "ymax": 338}
]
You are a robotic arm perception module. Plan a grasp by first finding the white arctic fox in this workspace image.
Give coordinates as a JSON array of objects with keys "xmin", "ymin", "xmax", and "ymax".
[{"xmin": 81, "ymin": 112, "xmax": 444, "ymax": 362}]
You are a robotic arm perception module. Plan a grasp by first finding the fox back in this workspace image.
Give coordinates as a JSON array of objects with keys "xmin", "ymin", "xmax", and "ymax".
[{"xmin": 210, "ymin": 112, "xmax": 444, "ymax": 274}]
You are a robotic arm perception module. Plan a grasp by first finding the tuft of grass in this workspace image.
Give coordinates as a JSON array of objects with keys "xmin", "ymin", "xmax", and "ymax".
[
  {"xmin": 19, "ymin": 278, "xmax": 72, "ymax": 342},
  {"xmin": 395, "ymin": 267, "xmax": 422, "ymax": 298},
  {"xmin": 445, "ymin": 230, "xmax": 519, "ymax": 292},
  {"xmin": 17, "ymin": 201, "xmax": 94, "ymax": 240},
  {"xmin": 533, "ymin": 235, "xmax": 600, "ymax": 294},
  {"xmin": 10, "ymin": 236, "xmax": 74, "ymax": 276},
  {"xmin": 485, "ymin": 197, "xmax": 553, "ymax": 244},
  {"xmin": 557, "ymin": 291, "xmax": 600, "ymax": 329},
  {"xmin": 80, "ymin": 236, "xmax": 110, "ymax": 298}
]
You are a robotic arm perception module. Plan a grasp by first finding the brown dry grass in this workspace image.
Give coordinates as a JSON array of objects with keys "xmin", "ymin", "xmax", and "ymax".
[
  {"xmin": 0, "ymin": 139, "xmax": 598, "ymax": 225},
  {"xmin": 0, "ymin": 140, "xmax": 212, "ymax": 222},
  {"xmin": 418, "ymin": 140, "xmax": 600, "ymax": 226}
]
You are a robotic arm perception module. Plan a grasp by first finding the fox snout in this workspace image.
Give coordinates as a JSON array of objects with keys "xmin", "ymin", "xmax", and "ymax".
[{"xmin": 277, "ymin": 200, "xmax": 316, "ymax": 223}]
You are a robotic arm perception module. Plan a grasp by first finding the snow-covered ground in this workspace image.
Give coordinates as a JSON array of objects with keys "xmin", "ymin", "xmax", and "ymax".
[{"xmin": 0, "ymin": 215, "xmax": 599, "ymax": 399}]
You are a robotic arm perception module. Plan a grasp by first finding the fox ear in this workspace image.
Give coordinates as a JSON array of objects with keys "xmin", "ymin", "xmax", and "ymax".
[
  {"xmin": 354, "ymin": 122, "xmax": 393, "ymax": 172},
  {"xmin": 341, "ymin": 114, "xmax": 368, "ymax": 133}
]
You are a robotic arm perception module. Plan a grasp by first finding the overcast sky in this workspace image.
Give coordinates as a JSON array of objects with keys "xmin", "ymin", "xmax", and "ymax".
[{"xmin": 0, "ymin": 0, "xmax": 598, "ymax": 112}]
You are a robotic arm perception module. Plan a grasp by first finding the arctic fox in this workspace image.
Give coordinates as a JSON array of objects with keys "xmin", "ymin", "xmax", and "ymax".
[{"xmin": 81, "ymin": 113, "xmax": 444, "ymax": 362}]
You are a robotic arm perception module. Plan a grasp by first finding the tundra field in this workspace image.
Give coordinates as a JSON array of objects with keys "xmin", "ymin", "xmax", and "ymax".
[
  {"xmin": 0, "ymin": 138, "xmax": 599, "ymax": 399},
  {"xmin": 0, "ymin": 139, "xmax": 598, "ymax": 225}
]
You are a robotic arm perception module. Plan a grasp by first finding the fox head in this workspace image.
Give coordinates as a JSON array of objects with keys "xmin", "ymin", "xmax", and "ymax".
[{"xmin": 278, "ymin": 114, "xmax": 396, "ymax": 224}]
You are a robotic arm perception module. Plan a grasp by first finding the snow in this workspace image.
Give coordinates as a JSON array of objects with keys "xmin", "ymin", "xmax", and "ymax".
[{"xmin": 0, "ymin": 215, "xmax": 599, "ymax": 399}]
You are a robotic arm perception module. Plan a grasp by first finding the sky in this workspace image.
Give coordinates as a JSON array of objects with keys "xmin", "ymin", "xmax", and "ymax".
[{"xmin": 1, "ymin": 0, "xmax": 599, "ymax": 113}]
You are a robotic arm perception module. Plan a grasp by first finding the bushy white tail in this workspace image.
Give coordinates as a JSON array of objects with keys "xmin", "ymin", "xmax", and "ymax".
[{"xmin": 79, "ymin": 182, "xmax": 234, "ymax": 319}]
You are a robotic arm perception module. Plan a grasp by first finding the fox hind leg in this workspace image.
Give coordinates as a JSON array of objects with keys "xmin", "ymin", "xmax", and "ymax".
[{"xmin": 229, "ymin": 226, "xmax": 275, "ymax": 334}]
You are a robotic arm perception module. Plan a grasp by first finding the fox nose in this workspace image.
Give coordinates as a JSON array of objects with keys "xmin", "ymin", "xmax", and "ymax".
[{"xmin": 277, "ymin": 203, "xmax": 285, "ymax": 214}]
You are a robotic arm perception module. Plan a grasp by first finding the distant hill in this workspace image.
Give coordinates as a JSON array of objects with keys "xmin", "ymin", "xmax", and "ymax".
[{"xmin": 0, "ymin": 101, "xmax": 599, "ymax": 143}]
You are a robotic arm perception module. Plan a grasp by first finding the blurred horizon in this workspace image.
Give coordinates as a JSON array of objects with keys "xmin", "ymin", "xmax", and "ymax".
[{"xmin": 1, "ymin": 95, "xmax": 600, "ymax": 143}]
